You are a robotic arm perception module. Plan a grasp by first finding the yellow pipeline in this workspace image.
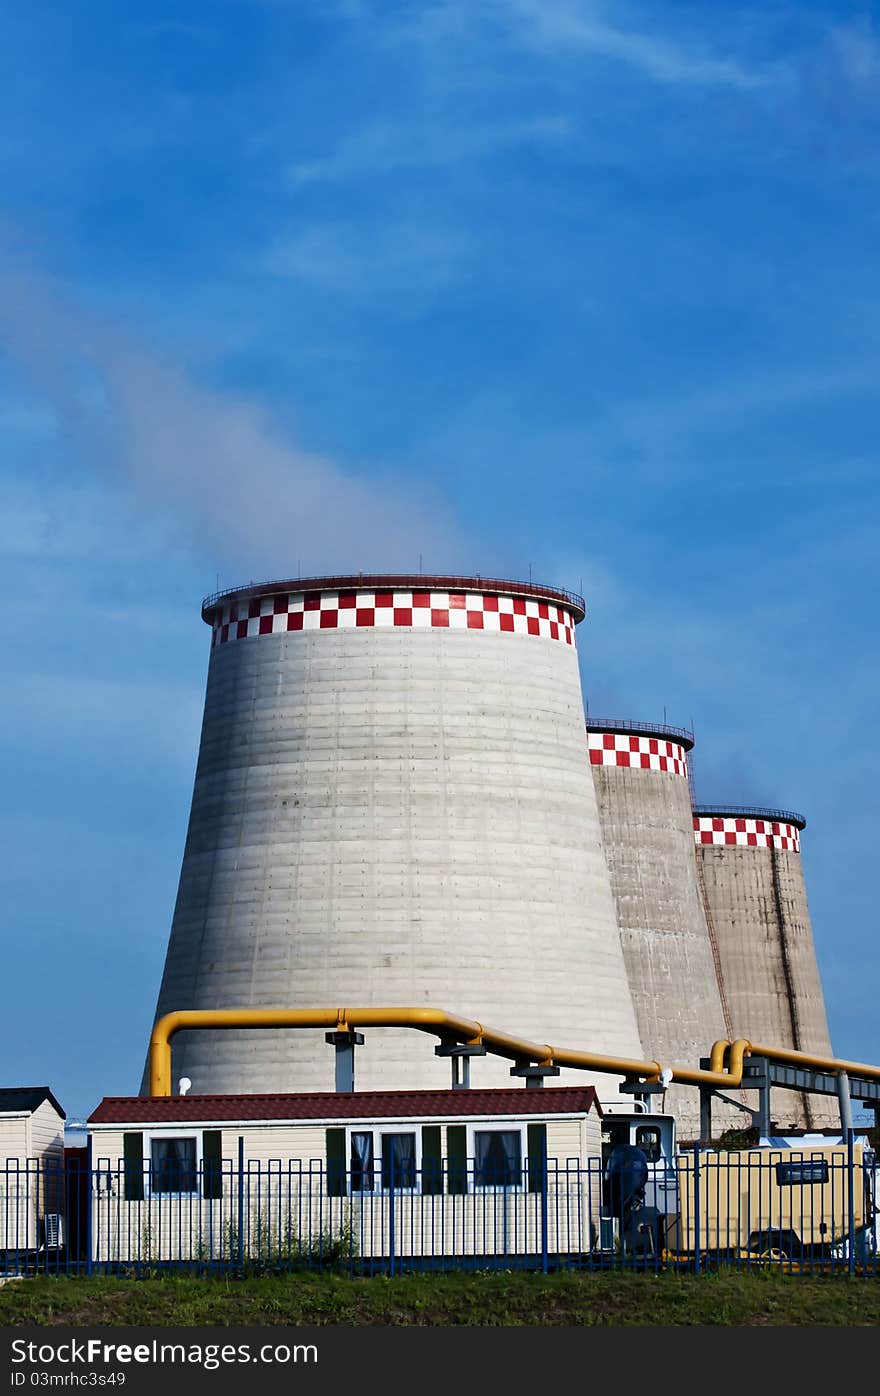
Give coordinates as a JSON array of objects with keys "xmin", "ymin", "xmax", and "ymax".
[
  {"xmin": 148, "ymin": 1007, "xmax": 880, "ymax": 1099},
  {"xmin": 148, "ymin": 1007, "xmax": 661, "ymax": 1097},
  {"xmin": 706, "ymin": 1038, "xmax": 880, "ymax": 1085}
]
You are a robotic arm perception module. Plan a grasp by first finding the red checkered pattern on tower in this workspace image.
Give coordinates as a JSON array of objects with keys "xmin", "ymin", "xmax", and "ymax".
[
  {"xmin": 693, "ymin": 816, "xmax": 800, "ymax": 853},
  {"xmin": 211, "ymin": 589, "xmax": 577, "ymax": 648},
  {"xmin": 586, "ymin": 732, "xmax": 689, "ymax": 776}
]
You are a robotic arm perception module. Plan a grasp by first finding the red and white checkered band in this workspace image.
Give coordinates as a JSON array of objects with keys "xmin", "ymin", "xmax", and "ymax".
[
  {"xmin": 586, "ymin": 732, "xmax": 689, "ymax": 777},
  {"xmin": 210, "ymin": 590, "xmax": 577, "ymax": 648},
  {"xmin": 693, "ymin": 816, "xmax": 801, "ymax": 853}
]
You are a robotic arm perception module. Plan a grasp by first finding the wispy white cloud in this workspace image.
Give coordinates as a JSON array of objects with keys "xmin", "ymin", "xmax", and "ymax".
[
  {"xmin": 595, "ymin": 358, "xmax": 880, "ymax": 466},
  {"xmin": 387, "ymin": 0, "xmax": 771, "ymax": 91},
  {"xmin": 797, "ymin": 14, "xmax": 880, "ymax": 158},
  {"xmin": 501, "ymin": 0, "xmax": 769, "ymax": 90},
  {"xmin": 830, "ymin": 16, "xmax": 880, "ymax": 86},
  {"xmin": 287, "ymin": 115, "xmax": 572, "ymax": 187},
  {"xmin": 261, "ymin": 219, "xmax": 471, "ymax": 296},
  {"xmin": 128, "ymin": 20, "xmax": 217, "ymax": 43}
]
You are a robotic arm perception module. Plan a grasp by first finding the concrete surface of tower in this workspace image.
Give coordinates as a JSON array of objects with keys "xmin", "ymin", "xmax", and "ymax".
[
  {"xmin": 693, "ymin": 807, "xmax": 838, "ymax": 1128},
  {"xmin": 145, "ymin": 575, "xmax": 645, "ymax": 1095},
  {"xmin": 587, "ymin": 720, "xmax": 738, "ymax": 1138}
]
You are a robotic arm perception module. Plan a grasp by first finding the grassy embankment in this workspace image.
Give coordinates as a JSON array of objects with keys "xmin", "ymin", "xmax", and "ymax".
[{"xmin": 1, "ymin": 1269, "xmax": 878, "ymax": 1326}]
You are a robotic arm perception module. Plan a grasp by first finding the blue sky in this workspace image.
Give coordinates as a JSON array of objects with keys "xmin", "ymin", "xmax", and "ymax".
[{"xmin": 1, "ymin": 1, "xmax": 877, "ymax": 1121}]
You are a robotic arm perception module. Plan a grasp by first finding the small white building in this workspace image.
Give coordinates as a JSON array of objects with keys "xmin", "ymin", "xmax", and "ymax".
[
  {"xmin": 86, "ymin": 1086, "xmax": 604, "ymax": 1266},
  {"xmin": 0, "ymin": 1087, "xmax": 65, "ymax": 1256}
]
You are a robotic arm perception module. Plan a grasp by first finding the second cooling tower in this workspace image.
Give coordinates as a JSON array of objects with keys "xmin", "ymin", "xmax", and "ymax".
[
  {"xmin": 147, "ymin": 575, "xmax": 644, "ymax": 1094},
  {"xmin": 587, "ymin": 721, "xmax": 734, "ymax": 1137}
]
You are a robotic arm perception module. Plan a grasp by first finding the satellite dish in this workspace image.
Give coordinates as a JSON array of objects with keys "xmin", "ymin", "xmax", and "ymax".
[{"xmin": 178, "ymin": 1077, "xmax": 192, "ymax": 1097}]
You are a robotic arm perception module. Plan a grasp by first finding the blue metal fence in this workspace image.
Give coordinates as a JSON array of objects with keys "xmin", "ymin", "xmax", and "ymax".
[{"xmin": 1, "ymin": 1146, "xmax": 876, "ymax": 1278}]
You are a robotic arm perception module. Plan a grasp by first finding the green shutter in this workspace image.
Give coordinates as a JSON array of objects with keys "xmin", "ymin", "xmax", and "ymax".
[
  {"xmin": 421, "ymin": 1126, "xmax": 442, "ymax": 1195},
  {"xmin": 446, "ymin": 1124, "xmax": 468, "ymax": 1195},
  {"xmin": 325, "ymin": 1127, "xmax": 347, "ymax": 1197},
  {"xmin": 123, "ymin": 1131, "xmax": 144, "ymax": 1201},
  {"xmin": 527, "ymin": 1123, "xmax": 547, "ymax": 1193},
  {"xmin": 202, "ymin": 1129, "xmax": 223, "ymax": 1199}
]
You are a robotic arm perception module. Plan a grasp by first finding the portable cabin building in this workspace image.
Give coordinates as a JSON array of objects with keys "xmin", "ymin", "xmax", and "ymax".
[
  {"xmin": 86, "ymin": 1086, "xmax": 604, "ymax": 1267},
  {"xmin": 0, "ymin": 1087, "xmax": 65, "ymax": 1259}
]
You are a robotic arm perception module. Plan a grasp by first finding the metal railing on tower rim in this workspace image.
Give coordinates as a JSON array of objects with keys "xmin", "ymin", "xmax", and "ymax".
[
  {"xmin": 201, "ymin": 574, "xmax": 586, "ymax": 621},
  {"xmin": 693, "ymin": 805, "xmax": 806, "ymax": 830},
  {"xmin": 585, "ymin": 716, "xmax": 695, "ymax": 747}
]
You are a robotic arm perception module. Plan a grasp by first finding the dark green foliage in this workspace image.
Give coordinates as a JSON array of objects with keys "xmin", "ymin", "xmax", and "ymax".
[{"xmin": 716, "ymin": 1126, "xmax": 760, "ymax": 1152}]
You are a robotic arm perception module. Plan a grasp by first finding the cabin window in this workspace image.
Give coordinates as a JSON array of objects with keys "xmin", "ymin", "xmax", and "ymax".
[
  {"xmin": 776, "ymin": 1159, "xmax": 829, "ymax": 1186},
  {"xmin": 474, "ymin": 1130, "xmax": 522, "ymax": 1188},
  {"xmin": 380, "ymin": 1132, "xmax": 417, "ymax": 1190},
  {"xmin": 337, "ymin": 1129, "xmax": 423, "ymax": 1191},
  {"xmin": 150, "ymin": 1137, "xmax": 198, "ymax": 1194},
  {"xmin": 350, "ymin": 1132, "xmax": 375, "ymax": 1192}
]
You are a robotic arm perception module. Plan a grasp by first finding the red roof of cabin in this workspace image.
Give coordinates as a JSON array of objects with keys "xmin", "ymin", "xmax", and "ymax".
[{"xmin": 88, "ymin": 1086, "xmax": 602, "ymax": 1125}]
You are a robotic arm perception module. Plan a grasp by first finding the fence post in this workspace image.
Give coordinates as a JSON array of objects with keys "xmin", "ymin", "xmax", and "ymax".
[
  {"xmin": 86, "ymin": 1135, "xmax": 93, "ymax": 1277},
  {"xmin": 237, "ymin": 1136, "xmax": 245, "ymax": 1272},
  {"xmin": 36, "ymin": 1160, "xmax": 43, "ymax": 1277},
  {"xmin": 540, "ymin": 1157, "xmax": 549, "ymax": 1274},
  {"xmin": 388, "ymin": 1151, "xmax": 396, "ymax": 1278},
  {"xmin": 847, "ymin": 1127, "xmax": 855, "ymax": 1277},
  {"xmin": 692, "ymin": 1143, "xmax": 701, "ymax": 1275}
]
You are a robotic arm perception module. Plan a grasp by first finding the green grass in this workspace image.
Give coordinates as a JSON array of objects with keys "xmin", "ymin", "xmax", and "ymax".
[{"xmin": 1, "ymin": 1268, "xmax": 878, "ymax": 1326}]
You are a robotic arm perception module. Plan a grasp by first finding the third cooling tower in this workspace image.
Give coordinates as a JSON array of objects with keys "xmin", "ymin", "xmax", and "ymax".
[
  {"xmin": 587, "ymin": 721, "xmax": 735, "ymax": 1137},
  {"xmin": 146, "ymin": 575, "xmax": 644, "ymax": 1095},
  {"xmin": 693, "ymin": 807, "xmax": 837, "ymax": 1128}
]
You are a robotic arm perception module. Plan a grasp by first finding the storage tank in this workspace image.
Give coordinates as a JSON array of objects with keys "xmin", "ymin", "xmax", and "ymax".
[
  {"xmin": 693, "ymin": 807, "xmax": 837, "ymax": 1128},
  {"xmin": 144, "ymin": 575, "xmax": 644, "ymax": 1095},
  {"xmin": 587, "ymin": 721, "xmax": 736, "ymax": 1137}
]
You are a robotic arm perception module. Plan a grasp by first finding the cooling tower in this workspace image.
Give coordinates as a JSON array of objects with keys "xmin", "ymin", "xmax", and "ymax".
[
  {"xmin": 587, "ymin": 721, "xmax": 736, "ymax": 1137},
  {"xmin": 145, "ymin": 575, "xmax": 644, "ymax": 1095},
  {"xmin": 693, "ymin": 807, "xmax": 837, "ymax": 1128}
]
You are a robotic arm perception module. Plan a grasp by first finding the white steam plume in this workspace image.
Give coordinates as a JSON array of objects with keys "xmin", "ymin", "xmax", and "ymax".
[{"xmin": 0, "ymin": 244, "xmax": 463, "ymax": 581}]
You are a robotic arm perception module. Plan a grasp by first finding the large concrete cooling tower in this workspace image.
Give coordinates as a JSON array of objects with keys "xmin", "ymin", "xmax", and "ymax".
[
  {"xmin": 145, "ymin": 575, "xmax": 644, "ymax": 1095},
  {"xmin": 587, "ymin": 721, "xmax": 735, "ymax": 1137},
  {"xmin": 693, "ymin": 807, "xmax": 837, "ymax": 1128}
]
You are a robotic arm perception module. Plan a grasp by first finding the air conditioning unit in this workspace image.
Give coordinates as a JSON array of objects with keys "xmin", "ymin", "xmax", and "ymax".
[{"xmin": 41, "ymin": 1214, "xmax": 65, "ymax": 1250}]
